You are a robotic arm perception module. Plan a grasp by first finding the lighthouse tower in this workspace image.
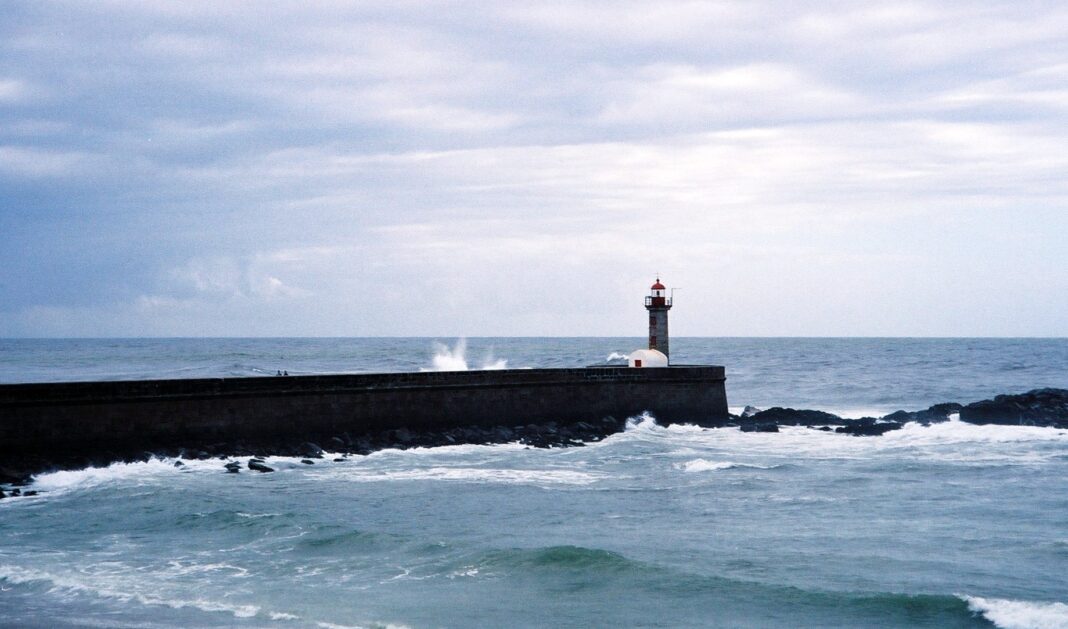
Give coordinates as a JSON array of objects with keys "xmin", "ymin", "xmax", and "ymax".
[{"xmin": 645, "ymin": 277, "xmax": 672, "ymax": 361}]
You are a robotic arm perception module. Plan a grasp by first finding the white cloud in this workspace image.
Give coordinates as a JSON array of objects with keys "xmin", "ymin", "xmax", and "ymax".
[
  {"xmin": 0, "ymin": 145, "xmax": 96, "ymax": 178},
  {"xmin": 0, "ymin": 79, "xmax": 31, "ymax": 103}
]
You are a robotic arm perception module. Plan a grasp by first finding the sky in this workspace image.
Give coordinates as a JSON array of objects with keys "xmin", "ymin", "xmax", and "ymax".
[{"xmin": 1, "ymin": 1, "xmax": 1066, "ymax": 337}]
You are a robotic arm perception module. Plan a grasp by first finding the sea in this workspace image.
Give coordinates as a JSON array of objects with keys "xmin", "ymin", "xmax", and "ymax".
[{"xmin": 1, "ymin": 337, "xmax": 1067, "ymax": 628}]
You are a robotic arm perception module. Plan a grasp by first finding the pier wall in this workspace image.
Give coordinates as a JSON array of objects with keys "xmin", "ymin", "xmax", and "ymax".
[{"xmin": 0, "ymin": 366, "xmax": 727, "ymax": 455}]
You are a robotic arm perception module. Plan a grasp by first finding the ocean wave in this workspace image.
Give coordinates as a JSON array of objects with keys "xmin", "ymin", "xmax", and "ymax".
[
  {"xmin": 676, "ymin": 459, "xmax": 780, "ymax": 473},
  {"xmin": 480, "ymin": 545, "xmax": 638, "ymax": 573},
  {"xmin": 0, "ymin": 563, "xmax": 260, "ymax": 619},
  {"xmin": 30, "ymin": 458, "xmax": 218, "ymax": 495},
  {"xmin": 963, "ymin": 595, "xmax": 1068, "ymax": 629},
  {"xmin": 320, "ymin": 466, "xmax": 602, "ymax": 486}
]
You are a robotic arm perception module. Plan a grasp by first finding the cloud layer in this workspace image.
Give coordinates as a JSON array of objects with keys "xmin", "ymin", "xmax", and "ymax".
[{"xmin": 2, "ymin": 1, "xmax": 1066, "ymax": 336}]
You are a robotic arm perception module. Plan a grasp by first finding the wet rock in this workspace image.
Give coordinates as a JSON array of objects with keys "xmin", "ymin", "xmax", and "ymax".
[
  {"xmin": 836, "ymin": 418, "xmax": 903, "ymax": 436},
  {"xmin": 333, "ymin": 458, "xmax": 345, "ymax": 462},
  {"xmin": 173, "ymin": 460, "xmax": 185, "ymax": 468},
  {"xmin": 224, "ymin": 461, "xmax": 242, "ymax": 474},
  {"xmin": 916, "ymin": 402, "xmax": 962, "ymax": 424},
  {"xmin": 11, "ymin": 488, "xmax": 21, "ymax": 496},
  {"xmin": 882, "ymin": 410, "xmax": 913, "ymax": 423},
  {"xmin": 298, "ymin": 442, "xmax": 323, "ymax": 458},
  {"xmin": 23, "ymin": 490, "xmax": 38, "ymax": 497},
  {"xmin": 392, "ymin": 428, "xmax": 416, "ymax": 445},
  {"xmin": 328, "ymin": 436, "xmax": 346, "ymax": 450},
  {"xmin": 960, "ymin": 389, "xmax": 1068, "ymax": 427},
  {"xmin": 882, "ymin": 403, "xmax": 962, "ymax": 425},
  {"xmin": 491, "ymin": 426, "xmax": 515, "ymax": 442},
  {"xmin": 0, "ymin": 489, "xmax": 5, "ymax": 499},
  {"xmin": 740, "ymin": 422, "xmax": 779, "ymax": 433},
  {"xmin": 746, "ymin": 408, "xmax": 842, "ymax": 426},
  {"xmin": 741, "ymin": 405, "xmax": 762, "ymax": 418},
  {"xmin": 248, "ymin": 458, "xmax": 274, "ymax": 473},
  {"xmin": 0, "ymin": 467, "xmax": 31, "ymax": 486},
  {"xmin": 300, "ymin": 459, "xmax": 315, "ymax": 465}
]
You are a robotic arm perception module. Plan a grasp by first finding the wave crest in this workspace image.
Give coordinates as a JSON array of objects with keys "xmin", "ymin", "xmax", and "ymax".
[{"xmin": 963, "ymin": 595, "xmax": 1068, "ymax": 629}]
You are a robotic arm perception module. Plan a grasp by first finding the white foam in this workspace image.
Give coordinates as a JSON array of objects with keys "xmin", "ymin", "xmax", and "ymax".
[
  {"xmin": 320, "ymin": 466, "xmax": 601, "ymax": 486},
  {"xmin": 963, "ymin": 595, "xmax": 1068, "ymax": 629},
  {"xmin": 676, "ymin": 459, "xmax": 776, "ymax": 472},
  {"xmin": 364, "ymin": 441, "xmax": 529, "ymax": 459},
  {"xmin": 420, "ymin": 339, "xmax": 508, "ymax": 371},
  {"xmin": 678, "ymin": 459, "xmax": 736, "ymax": 472},
  {"xmin": 0, "ymin": 564, "xmax": 259, "ymax": 619},
  {"xmin": 317, "ymin": 622, "xmax": 412, "ymax": 629},
  {"xmin": 31, "ymin": 458, "xmax": 220, "ymax": 495}
]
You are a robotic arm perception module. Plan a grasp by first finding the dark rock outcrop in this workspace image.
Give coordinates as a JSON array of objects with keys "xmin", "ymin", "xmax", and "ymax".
[
  {"xmin": 836, "ymin": 418, "xmax": 904, "ymax": 436},
  {"xmin": 960, "ymin": 389, "xmax": 1068, "ymax": 427},
  {"xmin": 746, "ymin": 408, "xmax": 843, "ymax": 426},
  {"xmin": 882, "ymin": 402, "xmax": 962, "ymax": 425},
  {"xmin": 247, "ymin": 458, "xmax": 274, "ymax": 473},
  {"xmin": 740, "ymin": 422, "xmax": 779, "ymax": 433},
  {"xmin": 298, "ymin": 442, "xmax": 324, "ymax": 458},
  {"xmin": 224, "ymin": 461, "xmax": 241, "ymax": 473}
]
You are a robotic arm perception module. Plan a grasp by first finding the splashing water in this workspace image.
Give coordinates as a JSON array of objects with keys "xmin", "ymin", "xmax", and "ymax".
[{"xmin": 422, "ymin": 339, "xmax": 508, "ymax": 372}]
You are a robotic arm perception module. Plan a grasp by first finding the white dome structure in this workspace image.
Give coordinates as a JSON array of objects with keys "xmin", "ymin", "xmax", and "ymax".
[{"xmin": 628, "ymin": 349, "xmax": 668, "ymax": 368}]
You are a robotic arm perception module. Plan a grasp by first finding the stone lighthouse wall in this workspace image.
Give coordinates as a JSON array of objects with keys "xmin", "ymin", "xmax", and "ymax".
[{"xmin": 648, "ymin": 309, "xmax": 670, "ymax": 358}]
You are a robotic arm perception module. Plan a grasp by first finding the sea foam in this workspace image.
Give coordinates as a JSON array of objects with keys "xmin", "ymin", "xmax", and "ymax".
[{"xmin": 963, "ymin": 595, "xmax": 1068, "ymax": 629}]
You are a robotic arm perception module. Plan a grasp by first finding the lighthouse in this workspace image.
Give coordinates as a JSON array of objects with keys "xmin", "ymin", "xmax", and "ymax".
[{"xmin": 645, "ymin": 277, "xmax": 672, "ymax": 361}]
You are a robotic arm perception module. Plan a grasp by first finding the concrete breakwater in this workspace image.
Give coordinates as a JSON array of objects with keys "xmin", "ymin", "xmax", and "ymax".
[{"xmin": 0, "ymin": 366, "xmax": 728, "ymax": 466}]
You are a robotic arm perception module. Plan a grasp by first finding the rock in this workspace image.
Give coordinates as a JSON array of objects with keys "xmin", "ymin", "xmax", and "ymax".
[
  {"xmin": 741, "ymin": 405, "xmax": 763, "ymax": 418},
  {"xmin": 173, "ymin": 460, "xmax": 185, "ymax": 467},
  {"xmin": 0, "ymin": 489, "xmax": 5, "ymax": 499},
  {"xmin": 915, "ymin": 402, "xmax": 962, "ymax": 424},
  {"xmin": 740, "ymin": 422, "xmax": 779, "ymax": 433},
  {"xmin": 882, "ymin": 403, "xmax": 961, "ymax": 425},
  {"xmin": 300, "ymin": 459, "xmax": 315, "ymax": 465},
  {"xmin": 224, "ymin": 461, "xmax": 242, "ymax": 474},
  {"xmin": 816, "ymin": 425, "xmax": 832, "ymax": 431},
  {"xmin": 882, "ymin": 410, "xmax": 914, "ymax": 423},
  {"xmin": 23, "ymin": 490, "xmax": 37, "ymax": 496},
  {"xmin": 836, "ymin": 418, "xmax": 903, "ymax": 436},
  {"xmin": 960, "ymin": 389, "xmax": 1068, "ymax": 426},
  {"xmin": 392, "ymin": 428, "xmax": 416, "ymax": 445},
  {"xmin": 0, "ymin": 467, "xmax": 31, "ymax": 486},
  {"xmin": 746, "ymin": 408, "xmax": 842, "ymax": 426},
  {"xmin": 491, "ymin": 426, "xmax": 515, "ymax": 442},
  {"xmin": 248, "ymin": 459, "xmax": 274, "ymax": 473},
  {"xmin": 333, "ymin": 458, "xmax": 345, "ymax": 462},
  {"xmin": 11, "ymin": 488, "xmax": 21, "ymax": 496},
  {"xmin": 298, "ymin": 442, "xmax": 324, "ymax": 458},
  {"xmin": 328, "ymin": 436, "xmax": 346, "ymax": 450}
]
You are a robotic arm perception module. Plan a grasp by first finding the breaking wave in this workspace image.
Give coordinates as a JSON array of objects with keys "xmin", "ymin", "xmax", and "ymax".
[
  {"xmin": 421, "ymin": 338, "xmax": 507, "ymax": 371},
  {"xmin": 963, "ymin": 595, "xmax": 1068, "ymax": 629},
  {"xmin": 0, "ymin": 564, "xmax": 261, "ymax": 619},
  {"xmin": 676, "ymin": 459, "xmax": 779, "ymax": 472}
]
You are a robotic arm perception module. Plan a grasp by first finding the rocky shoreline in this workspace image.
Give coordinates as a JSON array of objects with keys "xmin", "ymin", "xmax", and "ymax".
[{"xmin": 2, "ymin": 388, "xmax": 1066, "ymax": 498}]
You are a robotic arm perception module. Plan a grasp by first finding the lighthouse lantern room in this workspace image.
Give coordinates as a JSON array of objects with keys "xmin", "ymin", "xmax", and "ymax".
[{"xmin": 644, "ymin": 277, "xmax": 672, "ymax": 361}]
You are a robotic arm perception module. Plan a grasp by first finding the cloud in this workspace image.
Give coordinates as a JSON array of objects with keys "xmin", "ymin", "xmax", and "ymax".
[
  {"xmin": 0, "ymin": 145, "xmax": 98, "ymax": 178},
  {"xmin": 1, "ymin": 1, "xmax": 1067, "ymax": 336},
  {"xmin": 0, "ymin": 78, "xmax": 32, "ymax": 103}
]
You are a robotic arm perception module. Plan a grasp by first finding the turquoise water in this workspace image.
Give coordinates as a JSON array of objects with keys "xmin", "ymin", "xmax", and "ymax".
[{"xmin": 1, "ymin": 338, "xmax": 1067, "ymax": 628}]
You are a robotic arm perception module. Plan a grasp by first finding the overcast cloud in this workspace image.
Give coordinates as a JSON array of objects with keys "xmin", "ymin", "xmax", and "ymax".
[{"xmin": 1, "ymin": 1, "xmax": 1066, "ymax": 337}]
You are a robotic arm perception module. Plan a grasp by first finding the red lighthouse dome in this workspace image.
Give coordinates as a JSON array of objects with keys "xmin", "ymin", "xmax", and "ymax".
[{"xmin": 651, "ymin": 279, "xmax": 665, "ymax": 290}]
